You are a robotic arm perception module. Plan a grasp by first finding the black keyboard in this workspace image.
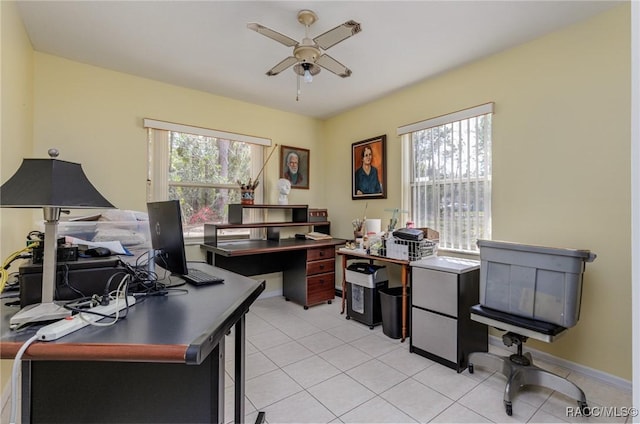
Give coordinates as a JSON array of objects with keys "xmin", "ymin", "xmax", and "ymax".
[{"xmin": 182, "ymin": 268, "xmax": 225, "ymax": 286}]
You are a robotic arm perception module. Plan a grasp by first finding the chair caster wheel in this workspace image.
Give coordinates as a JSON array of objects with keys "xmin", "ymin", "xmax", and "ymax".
[
  {"xmin": 505, "ymin": 402, "xmax": 513, "ymax": 416},
  {"xmin": 346, "ymin": 315, "xmax": 351, "ymax": 320},
  {"xmin": 579, "ymin": 401, "xmax": 590, "ymax": 416},
  {"xmin": 468, "ymin": 363, "xmax": 474, "ymax": 374},
  {"xmin": 369, "ymin": 325, "xmax": 374, "ymax": 330},
  {"xmin": 328, "ymin": 300, "xmax": 332, "ymax": 304},
  {"xmin": 304, "ymin": 306, "xmax": 309, "ymax": 310}
]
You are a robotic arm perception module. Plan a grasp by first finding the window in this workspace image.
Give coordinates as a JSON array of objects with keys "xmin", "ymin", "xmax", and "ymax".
[
  {"xmin": 398, "ymin": 103, "xmax": 493, "ymax": 253},
  {"xmin": 144, "ymin": 119, "xmax": 270, "ymax": 239}
]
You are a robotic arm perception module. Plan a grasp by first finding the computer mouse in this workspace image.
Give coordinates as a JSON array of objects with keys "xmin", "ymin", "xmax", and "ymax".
[{"xmin": 85, "ymin": 247, "xmax": 112, "ymax": 257}]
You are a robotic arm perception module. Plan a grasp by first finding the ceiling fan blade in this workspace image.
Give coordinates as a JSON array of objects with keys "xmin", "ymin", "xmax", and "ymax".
[
  {"xmin": 266, "ymin": 56, "xmax": 298, "ymax": 76},
  {"xmin": 315, "ymin": 54, "xmax": 352, "ymax": 78},
  {"xmin": 247, "ymin": 23, "xmax": 298, "ymax": 47},
  {"xmin": 313, "ymin": 20, "xmax": 361, "ymax": 50}
]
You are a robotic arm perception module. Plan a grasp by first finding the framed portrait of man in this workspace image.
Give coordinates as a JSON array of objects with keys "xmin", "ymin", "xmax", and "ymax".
[
  {"xmin": 352, "ymin": 135, "xmax": 386, "ymax": 199},
  {"xmin": 280, "ymin": 145, "xmax": 310, "ymax": 189}
]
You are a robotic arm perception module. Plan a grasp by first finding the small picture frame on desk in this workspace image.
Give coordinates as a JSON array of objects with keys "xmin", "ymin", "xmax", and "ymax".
[
  {"xmin": 280, "ymin": 146, "xmax": 309, "ymax": 189},
  {"xmin": 352, "ymin": 135, "xmax": 386, "ymax": 199}
]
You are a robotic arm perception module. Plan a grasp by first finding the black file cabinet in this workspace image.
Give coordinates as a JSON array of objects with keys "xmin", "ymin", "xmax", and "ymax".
[{"xmin": 410, "ymin": 256, "xmax": 488, "ymax": 372}]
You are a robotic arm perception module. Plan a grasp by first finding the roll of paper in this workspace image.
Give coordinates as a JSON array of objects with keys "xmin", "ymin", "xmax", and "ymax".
[{"xmin": 365, "ymin": 218, "xmax": 381, "ymax": 234}]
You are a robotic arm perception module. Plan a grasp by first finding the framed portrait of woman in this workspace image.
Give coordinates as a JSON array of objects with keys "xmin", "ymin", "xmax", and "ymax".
[
  {"xmin": 280, "ymin": 145, "xmax": 310, "ymax": 189},
  {"xmin": 352, "ymin": 135, "xmax": 386, "ymax": 199}
]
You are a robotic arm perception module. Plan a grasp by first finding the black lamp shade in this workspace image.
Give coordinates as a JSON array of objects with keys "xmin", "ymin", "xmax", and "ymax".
[{"xmin": 0, "ymin": 158, "xmax": 114, "ymax": 209}]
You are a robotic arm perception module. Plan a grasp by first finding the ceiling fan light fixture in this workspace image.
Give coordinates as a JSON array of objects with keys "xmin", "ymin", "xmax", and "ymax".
[{"xmin": 293, "ymin": 62, "xmax": 320, "ymax": 83}]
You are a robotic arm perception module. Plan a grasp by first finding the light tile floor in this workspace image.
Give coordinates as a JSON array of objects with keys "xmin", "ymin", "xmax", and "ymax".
[{"xmin": 224, "ymin": 296, "xmax": 632, "ymax": 424}]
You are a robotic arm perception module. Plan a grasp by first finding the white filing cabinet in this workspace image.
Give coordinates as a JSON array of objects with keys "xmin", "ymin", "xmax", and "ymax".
[{"xmin": 410, "ymin": 256, "xmax": 488, "ymax": 372}]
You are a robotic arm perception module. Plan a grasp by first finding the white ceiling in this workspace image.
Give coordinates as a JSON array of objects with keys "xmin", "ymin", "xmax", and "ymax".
[{"xmin": 17, "ymin": 1, "xmax": 620, "ymax": 119}]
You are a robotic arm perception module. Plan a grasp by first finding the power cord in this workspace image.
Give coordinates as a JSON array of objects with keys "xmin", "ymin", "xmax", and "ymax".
[
  {"xmin": 58, "ymin": 263, "xmax": 86, "ymax": 299},
  {"xmin": 9, "ymin": 333, "xmax": 39, "ymax": 424},
  {"xmin": 63, "ymin": 274, "xmax": 131, "ymax": 321},
  {"xmin": 1, "ymin": 242, "xmax": 37, "ymax": 293},
  {"xmin": 123, "ymin": 252, "xmax": 187, "ymax": 294},
  {"xmin": 81, "ymin": 274, "xmax": 131, "ymax": 326}
]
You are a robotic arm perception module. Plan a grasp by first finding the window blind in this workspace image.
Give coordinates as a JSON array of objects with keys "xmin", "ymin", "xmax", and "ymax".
[{"xmin": 399, "ymin": 103, "xmax": 493, "ymax": 252}]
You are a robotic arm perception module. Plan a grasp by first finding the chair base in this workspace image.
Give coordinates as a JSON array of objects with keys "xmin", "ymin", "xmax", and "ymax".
[{"xmin": 468, "ymin": 349, "xmax": 589, "ymax": 416}]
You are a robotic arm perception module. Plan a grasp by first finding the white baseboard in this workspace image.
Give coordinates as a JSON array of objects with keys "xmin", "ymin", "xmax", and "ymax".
[{"xmin": 488, "ymin": 335, "xmax": 632, "ymax": 392}]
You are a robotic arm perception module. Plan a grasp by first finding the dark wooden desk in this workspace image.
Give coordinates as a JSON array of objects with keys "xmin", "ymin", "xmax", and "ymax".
[
  {"xmin": 202, "ymin": 238, "xmax": 346, "ymax": 309},
  {"xmin": 1, "ymin": 263, "xmax": 264, "ymax": 423},
  {"xmin": 336, "ymin": 249, "xmax": 411, "ymax": 342}
]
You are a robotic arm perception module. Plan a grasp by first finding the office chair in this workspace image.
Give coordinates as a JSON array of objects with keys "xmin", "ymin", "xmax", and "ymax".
[{"xmin": 467, "ymin": 304, "xmax": 589, "ymax": 416}]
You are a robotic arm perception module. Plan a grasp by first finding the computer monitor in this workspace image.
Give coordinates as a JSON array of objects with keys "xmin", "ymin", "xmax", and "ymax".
[{"xmin": 146, "ymin": 200, "xmax": 189, "ymax": 276}]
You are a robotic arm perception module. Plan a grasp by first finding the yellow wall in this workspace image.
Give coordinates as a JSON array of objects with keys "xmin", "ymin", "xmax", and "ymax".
[
  {"xmin": 29, "ymin": 53, "xmax": 324, "ymax": 298},
  {"xmin": 0, "ymin": 0, "xmax": 35, "ymax": 394},
  {"xmin": 0, "ymin": 1, "xmax": 632, "ymax": 387},
  {"xmin": 324, "ymin": 5, "xmax": 631, "ymax": 380},
  {"xmin": 32, "ymin": 54, "xmax": 324, "ymax": 213},
  {"xmin": 1, "ymin": 1, "xmax": 34, "ymax": 259}
]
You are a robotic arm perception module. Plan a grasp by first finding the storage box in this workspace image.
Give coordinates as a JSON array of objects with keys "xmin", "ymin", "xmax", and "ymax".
[
  {"xmin": 477, "ymin": 239, "xmax": 596, "ymax": 327},
  {"xmin": 53, "ymin": 220, "xmax": 151, "ymax": 250}
]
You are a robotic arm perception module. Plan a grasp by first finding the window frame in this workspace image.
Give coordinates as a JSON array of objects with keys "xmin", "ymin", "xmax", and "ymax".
[{"xmin": 144, "ymin": 119, "xmax": 270, "ymax": 242}]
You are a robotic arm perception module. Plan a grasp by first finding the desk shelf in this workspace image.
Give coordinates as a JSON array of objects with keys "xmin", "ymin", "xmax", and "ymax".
[
  {"xmin": 228, "ymin": 204, "xmax": 309, "ymax": 224},
  {"xmin": 209, "ymin": 221, "xmax": 330, "ymax": 229},
  {"xmin": 205, "ymin": 204, "xmax": 330, "ymax": 247}
]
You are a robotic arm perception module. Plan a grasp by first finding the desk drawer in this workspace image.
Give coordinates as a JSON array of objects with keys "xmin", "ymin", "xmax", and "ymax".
[
  {"xmin": 307, "ymin": 259, "xmax": 335, "ymax": 276},
  {"xmin": 307, "ymin": 272, "xmax": 334, "ymax": 304},
  {"xmin": 412, "ymin": 268, "xmax": 458, "ymax": 317},
  {"xmin": 307, "ymin": 247, "xmax": 335, "ymax": 262},
  {"xmin": 412, "ymin": 307, "xmax": 457, "ymax": 362}
]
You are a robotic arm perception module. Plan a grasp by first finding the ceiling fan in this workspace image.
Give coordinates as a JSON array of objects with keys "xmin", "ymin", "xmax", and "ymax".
[{"xmin": 247, "ymin": 10, "xmax": 361, "ymax": 83}]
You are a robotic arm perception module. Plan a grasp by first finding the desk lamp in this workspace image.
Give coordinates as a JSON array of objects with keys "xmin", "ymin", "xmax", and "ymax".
[{"xmin": 0, "ymin": 149, "xmax": 114, "ymax": 328}]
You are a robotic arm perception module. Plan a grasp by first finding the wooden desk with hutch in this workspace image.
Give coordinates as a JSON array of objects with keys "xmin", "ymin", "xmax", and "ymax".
[{"xmin": 202, "ymin": 204, "xmax": 346, "ymax": 309}]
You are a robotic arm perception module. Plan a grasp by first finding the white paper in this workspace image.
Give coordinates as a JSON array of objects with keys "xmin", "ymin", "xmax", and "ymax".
[{"xmin": 64, "ymin": 236, "xmax": 128, "ymax": 255}]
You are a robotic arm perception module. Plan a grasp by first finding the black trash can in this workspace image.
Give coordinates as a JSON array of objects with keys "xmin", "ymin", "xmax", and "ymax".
[{"xmin": 379, "ymin": 286, "xmax": 410, "ymax": 339}]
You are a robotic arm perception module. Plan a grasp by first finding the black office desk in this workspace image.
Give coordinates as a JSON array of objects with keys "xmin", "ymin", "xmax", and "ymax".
[{"xmin": 0, "ymin": 262, "xmax": 265, "ymax": 423}]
